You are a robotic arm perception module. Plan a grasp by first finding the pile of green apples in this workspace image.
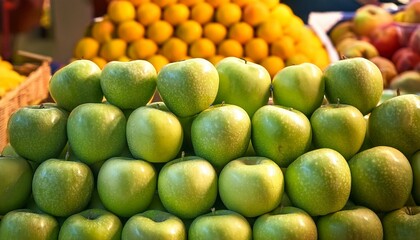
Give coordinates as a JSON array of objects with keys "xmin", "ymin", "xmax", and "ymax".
[{"xmin": 0, "ymin": 56, "xmax": 419, "ymax": 240}]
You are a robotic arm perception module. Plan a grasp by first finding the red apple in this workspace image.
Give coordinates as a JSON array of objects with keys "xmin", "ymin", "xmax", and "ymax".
[
  {"xmin": 408, "ymin": 26, "xmax": 420, "ymax": 54},
  {"xmin": 352, "ymin": 4, "xmax": 394, "ymax": 37},
  {"xmin": 370, "ymin": 23, "xmax": 402, "ymax": 59},
  {"xmin": 369, "ymin": 56, "xmax": 398, "ymax": 88},
  {"xmin": 392, "ymin": 47, "xmax": 420, "ymax": 73}
]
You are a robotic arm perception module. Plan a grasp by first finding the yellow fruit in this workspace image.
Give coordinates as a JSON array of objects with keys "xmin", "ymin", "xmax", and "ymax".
[
  {"xmin": 217, "ymin": 39, "xmax": 244, "ymax": 58},
  {"xmin": 0, "ymin": 59, "xmax": 13, "ymax": 70},
  {"xmin": 176, "ymin": 20, "xmax": 203, "ymax": 44},
  {"xmin": 178, "ymin": 0, "xmax": 204, "ymax": 6},
  {"xmin": 228, "ymin": 22, "xmax": 254, "ymax": 44},
  {"xmin": 147, "ymin": 54, "xmax": 169, "ymax": 72},
  {"xmin": 270, "ymin": 3, "xmax": 294, "ymax": 27},
  {"xmin": 161, "ymin": 37, "xmax": 189, "ymax": 62},
  {"xmin": 189, "ymin": 38, "xmax": 216, "ymax": 58},
  {"xmin": 107, "ymin": 0, "xmax": 136, "ymax": 23},
  {"xmin": 136, "ymin": 2, "xmax": 162, "ymax": 26},
  {"xmin": 205, "ymin": 0, "xmax": 229, "ymax": 8},
  {"xmin": 215, "ymin": 3, "xmax": 242, "ymax": 27},
  {"xmin": 128, "ymin": 38, "xmax": 158, "ymax": 59},
  {"xmin": 146, "ymin": 20, "xmax": 174, "ymax": 45},
  {"xmin": 163, "ymin": 3, "xmax": 190, "ymax": 26},
  {"xmin": 256, "ymin": 20, "xmax": 282, "ymax": 43},
  {"xmin": 230, "ymin": 0, "xmax": 256, "ymax": 8},
  {"xmin": 91, "ymin": 19, "xmax": 115, "ymax": 43},
  {"xmin": 190, "ymin": 2, "xmax": 214, "ymax": 24},
  {"xmin": 99, "ymin": 38, "xmax": 127, "ymax": 61},
  {"xmin": 118, "ymin": 56, "xmax": 131, "ymax": 62},
  {"xmin": 203, "ymin": 22, "xmax": 227, "ymax": 44},
  {"xmin": 91, "ymin": 56, "xmax": 108, "ymax": 69},
  {"xmin": 0, "ymin": 87, "xmax": 6, "ymax": 98},
  {"xmin": 260, "ymin": 0, "xmax": 278, "ymax": 9},
  {"xmin": 117, "ymin": 20, "xmax": 145, "ymax": 42},
  {"xmin": 270, "ymin": 35, "xmax": 296, "ymax": 60},
  {"xmin": 244, "ymin": 38, "xmax": 268, "ymax": 62},
  {"xmin": 242, "ymin": 1, "xmax": 270, "ymax": 26},
  {"xmin": 283, "ymin": 16, "xmax": 305, "ymax": 42},
  {"xmin": 285, "ymin": 53, "xmax": 310, "ymax": 66},
  {"xmin": 129, "ymin": 0, "xmax": 150, "ymax": 6},
  {"xmin": 74, "ymin": 37, "xmax": 100, "ymax": 60},
  {"xmin": 152, "ymin": 0, "xmax": 177, "ymax": 7},
  {"xmin": 260, "ymin": 56, "xmax": 285, "ymax": 79},
  {"xmin": 207, "ymin": 54, "xmax": 225, "ymax": 66}
]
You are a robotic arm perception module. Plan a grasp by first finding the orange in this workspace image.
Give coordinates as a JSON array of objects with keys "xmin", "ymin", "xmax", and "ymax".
[
  {"xmin": 163, "ymin": 3, "xmax": 190, "ymax": 26},
  {"xmin": 285, "ymin": 53, "xmax": 310, "ymax": 66},
  {"xmin": 99, "ymin": 38, "xmax": 127, "ymax": 61},
  {"xmin": 146, "ymin": 20, "xmax": 174, "ymax": 45},
  {"xmin": 190, "ymin": 2, "xmax": 214, "ymax": 25},
  {"xmin": 242, "ymin": 1, "xmax": 270, "ymax": 26},
  {"xmin": 189, "ymin": 38, "xmax": 216, "ymax": 58},
  {"xmin": 215, "ymin": 3, "xmax": 242, "ymax": 27},
  {"xmin": 207, "ymin": 55, "xmax": 225, "ymax": 66},
  {"xmin": 203, "ymin": 22, "xmax": 227, "ymax": 44},
  {"xmin": 283, "ymin": 16, "xmax": 305, "ymax": 42},
  {"xmin": 270, "ymin": 35, "xmax": 296, "ymax": 60},
  {"xmin": 152, "ymin": 0, "xmax": 177, "ymax": 7},
  {"xmin": 136, "ymin": 2, "xmax": 161, "ymax": 26},
  {"xmin": 117, "ymin": 20, "xmax": 145, "ymax": 42},
  {"xmin": 128, "ymin": 38, "xmax": 158, "ymax": 59},
  {"xmin": 74, "ymin": 37, "xmax": 100, "ymax": 60},
  {"xmin": 129, "ymin": 0, "xmax": 151, "ymax": 6},
  {"xmin": 175, "ymin": 20, "xmax": 203, "ymax": 44},
  {"xmin": 244, "ymin": 38, "xmax": 268, "ymax": 62},
  {"xmin": 230, "ymin": 0, "xmax": 255, "ymax": 8},
  {"xmin": 178, "ymin": 0, "xmax": 204, "ymax": 7},
  {"xmin": 107, "ymin": 0, "xmax": 136, "ymax": 23},
  {"xmin": 270, "ymin": 3, "xmax": 294, "ymax": 27},
  {"xmin": 91, "ymin": 57, "xmax": 108, "ymax": 69},
  {"xmin": 260, "ymin": 0, "xmax": 278, "ymax": 9},
  {"xmin": 147, "ymin": 54, "xmax": 169, "ymax": 72},
  {"xmin": 205, "ymin": 0, "xmax": 229, "ymax": 8},
  {"xmin": 256, "ymin": 20, "xmax": 282, "ymax": 43},
  {"xmin": 91, "ymin": 19, "xmax": 115, "ymax": 43},
  {"xmin": 259, "ymin": 56, "xmax": 285, "ymax": 79},
  {"xmin": 161, "ymin": 37, "xmax": 189, "ymax": 62},
  {"xmin": 217, "ymin": 39, "xmax": 244, "ymax": 58},
  {"xmin": 228, "ymin": 22, "xmax": 254, "ymax": 44}
]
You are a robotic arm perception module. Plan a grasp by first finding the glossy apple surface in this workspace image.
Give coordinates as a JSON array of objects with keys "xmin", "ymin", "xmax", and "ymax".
[
  {"xmin": 348, "ymin": 146, "xmax": 413, "ymax": 212},
  {"xmin": 100, "ymin": 60, "xmax": 157, "ymax": 109},
  {"xmin": 285, "ymin": 148, "xmax": 351, "ymax": 216},
  {"xmin": 97, "ymin": 157, "xmax": 157, "ymax": 218}
]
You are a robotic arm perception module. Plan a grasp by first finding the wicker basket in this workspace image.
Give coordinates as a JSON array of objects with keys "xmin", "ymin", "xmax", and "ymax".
[{"xmin": 0, "ymin": 61, "xmax": 51, "ymax": 151}]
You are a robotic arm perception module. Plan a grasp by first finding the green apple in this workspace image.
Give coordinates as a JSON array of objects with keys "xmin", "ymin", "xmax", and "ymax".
[
  {"xmin": 58, "ymin": 208, "xmax": 122, "ymax": 240},
  {"xmin": 191, "ymin": 104, "xmax": 251, "ymax": 170},
  {"xmin": 323, "ymin": 57, "xmax": 383, "ymax": 115},
  {"xmin": 122, "ymin": 209, "xmax": 186, "ymax": 240},
  {"xmin": 368, "ymin": 94, "xmax": 420, "ymax": 157},
  {"xmin": 1, "ymin": 143, "xmax": 19, "ymax": 157},
  {"xmin": 87, "ymin": 187, "xmax": 106, "ymax": 210},
  {"xmin": 0, "ymin": 156, "xmax": 33, "ymax": 215},
  {"xmin": 253, "ymin": 206, "xmax": 317, "ymax": 240},
  {"xmin": 285, "ymin": 148, "xmax": 351, "ymax": 216},
  {"xmin": 412, "ymin": 151, "xmax": 420, "ymax": 205},
  {"xmin": 49, "ymin": 59, "xmax": 103, "ymax": 111},
  {"xmin": 7, "ymin": 103, "xmax": 68, "ymax": 163},
  {"xmin": 126, "ymin": 103, "xmax": 183, "ymax": 163},
  {"xmin": 348, "ymin": 146, "xmax": 413, "ymax": 212},
  {"xmin": 188, "ymin": 209, "xmax": 252, "ymax": 240},
  {"xmin": 219, "ymin": 156, "xmax": 284, "ymax": 218},
  {"xmin": 67, "ymin": 102, "xmax": 126, "ymax": 165},
  {"xmin": 316, "ymin": 205, "xmax": 383, "ymax": 240},
  {"xmin": 214, "ymin": 56, "xmax": 271, "ymax": 117},
  {"xmin": 310, "ymin": 103, "xmax": 366, "ymax": 160},
  {"xmin": 251, "ymin": 105, "xmax": 312, "ymax": 167},
  {"xmin": 177, "ymin": 113, "xmax": 197, "ymax": 154},
  {"xmin": 32, "ymin": 158, "xmax": 94, "ymax": 217},
  {"xmin": 0, "ymin": 209, "xmax": 59, "ymax": 240},
  {"xmin": 272, "ymin": 62, "xmax": 324, "ymax": 116},
  {"xmin": 157, "ymin": 156, "xmax": 218, "ymax": 219},
  {"xmin": 100, "ymin": 60, "xmax": 157, "ymax": 110},
  {"xmin": 97, "ymin": 157, "xmax": 157, "ymax": 218},
  {"xmin": 157, "ymin": 58, "xmax": 219, "ymax": 117},
  {"xmin": 382, "ymin": 206, "xmax": 420, "ymax": 239}
]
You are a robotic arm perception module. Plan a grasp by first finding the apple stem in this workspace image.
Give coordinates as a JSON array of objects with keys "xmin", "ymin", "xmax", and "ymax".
[
  {"xmin": 240, "ymin": 58, "xmax": 247, "ymax": 64},
  {"xmin": 211, "ymin": 207, "xmax": 216, "ymax": 215},
  {"xmin": 39, "ymin": 103, "xmax": 45, "ymax": 109},
  {"xmin": 181, "ymin": 151, "xmax": 185, "ymax": 160},
  {"xmin": 396, "ymin": 88, "xmax": 401, "ymax": 96},
  {"xmin": 336, "ymin": 98, "xmax": 341, "ymax": 107},
  {"xmin": 406, "ymin": 206, "xmax": 413, "ymax": 215}
]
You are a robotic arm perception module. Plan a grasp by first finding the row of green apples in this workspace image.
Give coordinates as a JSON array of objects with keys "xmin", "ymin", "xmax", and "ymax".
[{"xmin": 1, "ymin": 56, "xmax": 419, "ymax": 239}]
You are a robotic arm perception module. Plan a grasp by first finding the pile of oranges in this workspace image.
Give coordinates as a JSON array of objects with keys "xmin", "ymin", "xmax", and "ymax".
[{"xmin": 73, "ymin": 0, "xmax": 331, "ymax": 78}]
